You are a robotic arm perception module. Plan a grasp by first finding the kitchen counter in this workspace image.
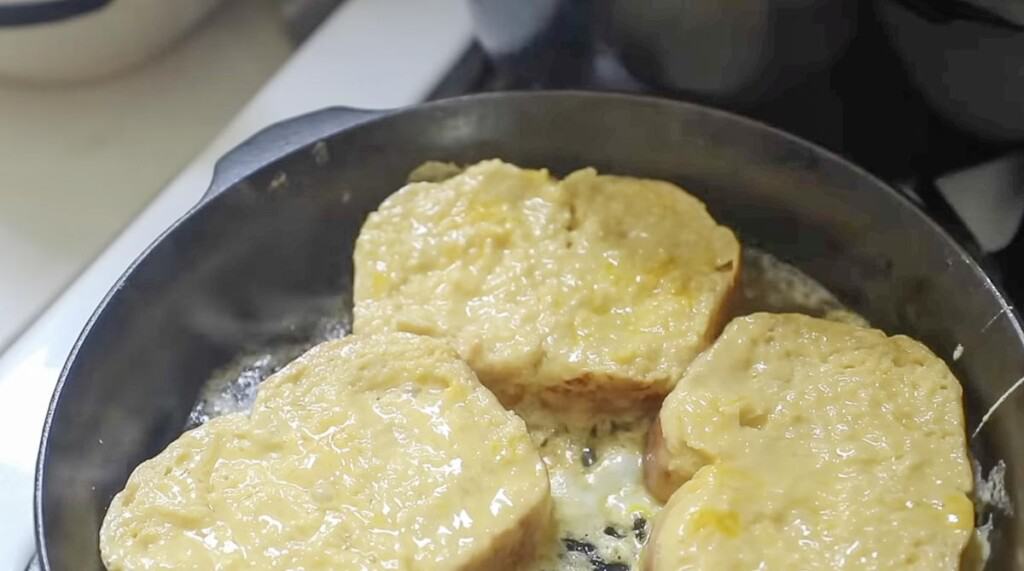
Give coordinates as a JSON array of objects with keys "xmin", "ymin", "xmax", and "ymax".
[{"xmin": 0, "ymin": 0, "xmax": 293, "ymax": 351}]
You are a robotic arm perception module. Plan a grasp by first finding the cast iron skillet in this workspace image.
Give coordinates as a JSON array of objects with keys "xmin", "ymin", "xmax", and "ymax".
[{"xmin": 35, "ymin": 91, "xmax": 1024, "ymax": 569}]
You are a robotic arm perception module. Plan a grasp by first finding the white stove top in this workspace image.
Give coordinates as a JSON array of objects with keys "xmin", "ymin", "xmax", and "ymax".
[{"xmin": 0, "ymin": 0, "xmax": 472, "ymax": 567}]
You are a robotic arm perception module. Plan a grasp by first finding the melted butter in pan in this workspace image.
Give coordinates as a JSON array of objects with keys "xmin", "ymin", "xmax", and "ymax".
[{"xmin": 518, "ymin": 403, "xmax": 658, "ymax": 571}]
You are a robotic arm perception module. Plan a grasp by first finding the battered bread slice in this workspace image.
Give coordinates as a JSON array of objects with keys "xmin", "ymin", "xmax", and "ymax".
[
  {"xmin": 643, "ymin": 313, "xmax": 974, "ymax": 570},
  {"xmin": 643, "ymin": 462, "xmax": 974, "ymax": 571},
  {"xmin": 353, "ymin": 160, "xmax": 740, "ymax": 409},
  {"xmin": 100, "ymin": 333, "xmax": 552, "ymax": 571}
]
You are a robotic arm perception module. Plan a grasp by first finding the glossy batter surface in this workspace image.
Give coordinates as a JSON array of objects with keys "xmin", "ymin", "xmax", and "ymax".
[
  {"xmin": 645, "ymin": 313, "xmax": 973, "ymax": 570},
  {"xmin": 353, "ymin": 160, "xmax": 739, "ymax": 408},
  {"xmin": 100, "ymin": 333, "xmax": 552, "ymax": 570}
]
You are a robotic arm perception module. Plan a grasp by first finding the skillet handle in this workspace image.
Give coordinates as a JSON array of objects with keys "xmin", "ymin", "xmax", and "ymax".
[
  {"xmin": 204, "ymin": 106, "xmax": 388, "ymax": 202},
  {"xmin": 0, "ymin": 0, "xmax": 109, "ymax": 26}
]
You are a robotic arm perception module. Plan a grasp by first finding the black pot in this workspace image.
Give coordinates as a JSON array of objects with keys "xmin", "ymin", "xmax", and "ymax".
[{"xmin": 34, "ymin": 92, "xmax": 1024, "ymax": 569}]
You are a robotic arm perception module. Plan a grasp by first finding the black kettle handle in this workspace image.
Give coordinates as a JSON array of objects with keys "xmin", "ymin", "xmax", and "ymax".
[
  {"xmin": 204, "ymin": 106, "xmax": 389, "ymax": 203},
  {"xmin": 889, "ymin": 0, "xmax": 1024, "ymax": 29},
  {"xmin": 0, "ymin": 0, "xmax": 110, "ymax": 26}
]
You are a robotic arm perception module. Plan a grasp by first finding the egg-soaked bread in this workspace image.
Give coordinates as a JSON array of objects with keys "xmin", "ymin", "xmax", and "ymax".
[
  {"xmin": 100, "ymin": 333, "xmax": 552, "ymax": 571},
  {"xmin": 643, "ymin": 313, "xmax": 973, "ymax": 570},
  {"xmin": 353, "ymin": 160, "xmax": 740, "ymax": 409}
]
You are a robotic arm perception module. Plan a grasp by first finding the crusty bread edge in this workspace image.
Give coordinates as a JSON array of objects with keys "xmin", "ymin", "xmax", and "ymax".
[
  {"xmin": 641, "ymin": 249, "xmax": 743, "ymax": 501},
  {"xmin": 460, "ymin": 491, "xmax": 554, "ymax": 571}
]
